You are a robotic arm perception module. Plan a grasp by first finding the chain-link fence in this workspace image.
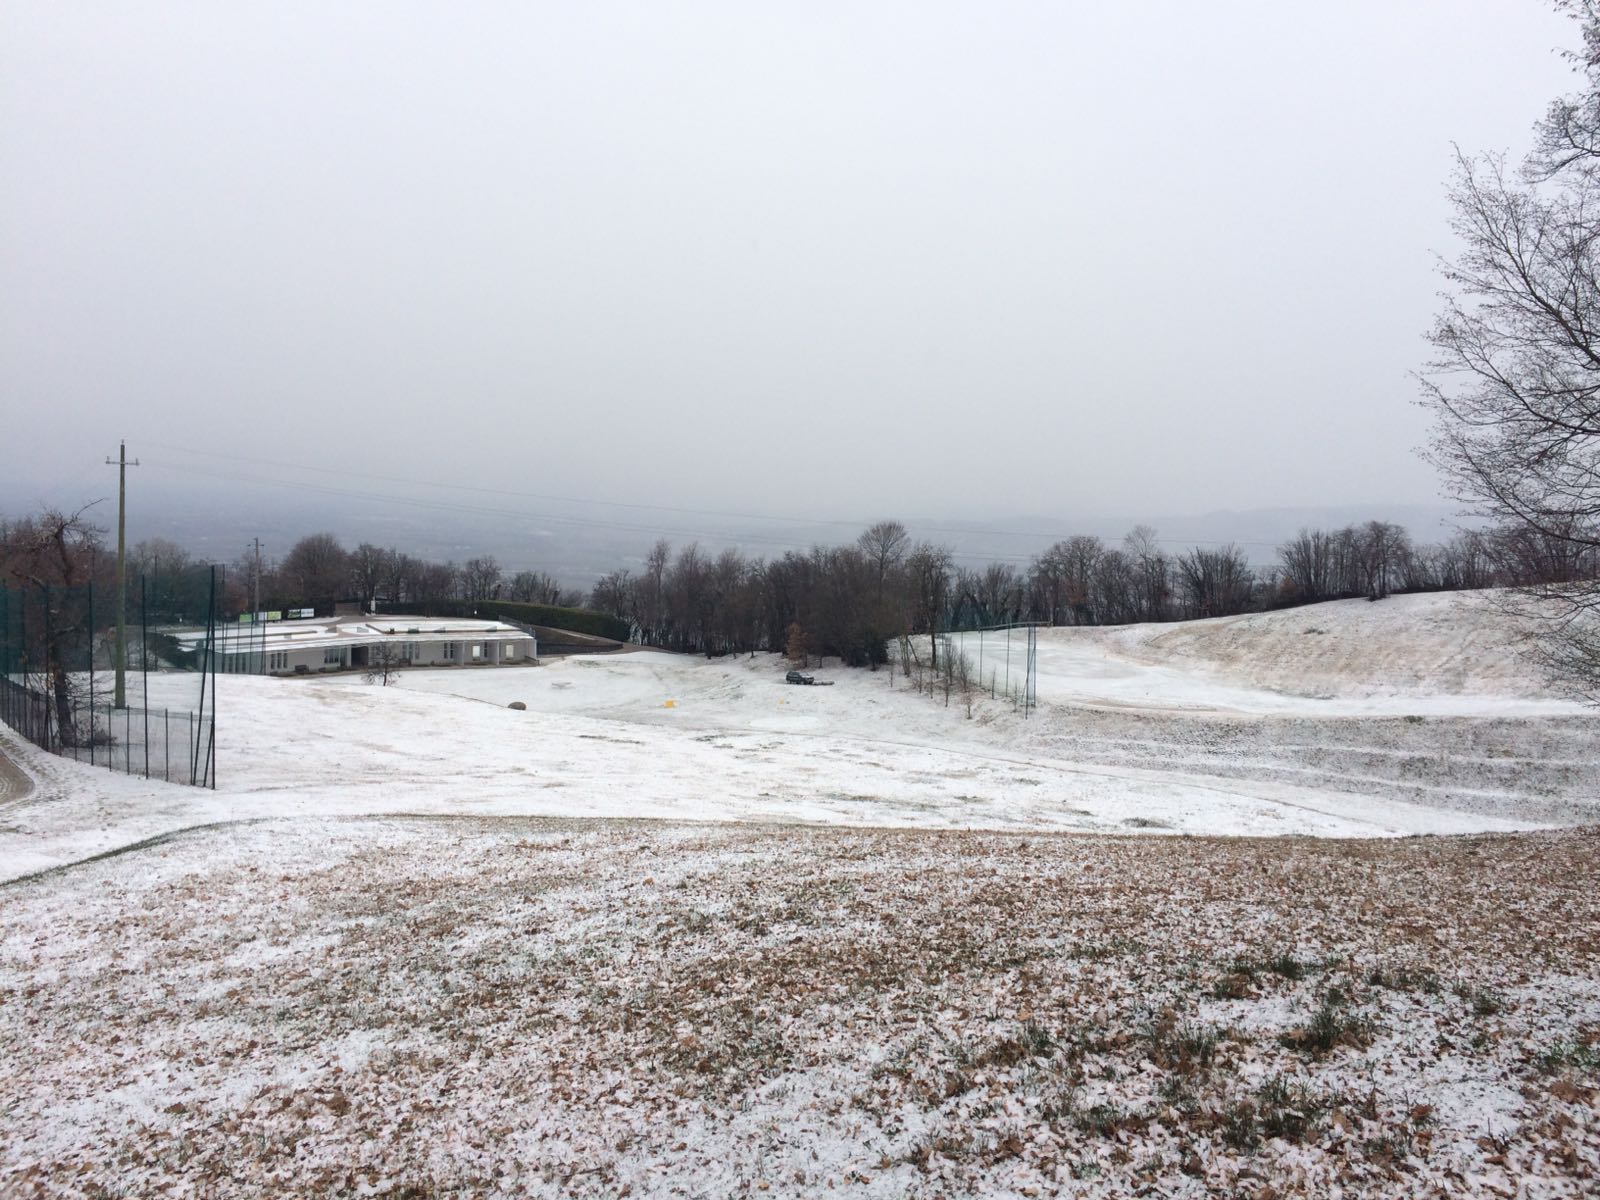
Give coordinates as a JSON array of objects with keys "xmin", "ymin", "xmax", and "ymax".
[
  {"xmin": 937, "ymin": 622, "xmax": 1040, "ymax": 717},
  {"xmin": 0, "ymin": 565, "xmax": 222, "ymax": 787}
]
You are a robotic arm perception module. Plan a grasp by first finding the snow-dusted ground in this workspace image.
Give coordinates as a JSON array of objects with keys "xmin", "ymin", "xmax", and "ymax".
[
  {"xmin": 2, "ymin": 591, "xmax": 1598, "ymax": 882},
  {"xmin": 4, "ymin": 592, "xmax": 1599, "ymax": 1197},
  {"xmin": 2, "ymin": 819, "xmax": 1596, "ymax": 1198}
]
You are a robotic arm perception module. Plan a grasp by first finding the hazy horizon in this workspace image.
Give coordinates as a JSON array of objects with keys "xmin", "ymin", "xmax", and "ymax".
[
  {"xmin": 0, "ymin": 462, "xmax": 1471, "ymax": 584},
  {"xmin": 3, "ymin": 1, "xmax": 1580, "ymax": 528}
]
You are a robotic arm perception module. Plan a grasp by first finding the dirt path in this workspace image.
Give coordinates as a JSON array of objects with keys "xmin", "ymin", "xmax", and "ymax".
[{"xmin": 0, "ymin": 742, "xmax": 33, "ymax": 804}]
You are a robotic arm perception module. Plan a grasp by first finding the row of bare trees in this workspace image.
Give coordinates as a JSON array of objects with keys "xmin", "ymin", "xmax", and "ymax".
[
  {"xmin": 2, "ymin": 518, "xmax": 589, "ymax": 633},
  {"xmin": 586, "ymin": 516, "xmax": 1600, "ymax": 660},
  {"xmin": 1274, "ymin": 522, "xmax": 1598, "ymax": 605},
  {"xmin": 9, "ymin": 507, "xmax": 1594, "ymax": 680},
  {"xmin": 206, "ymin": 536, "xmax": 585, "ymax": 615},
  {"xmin": 588, "ymin": 525, "xmax": 934, "ymax": 665}
]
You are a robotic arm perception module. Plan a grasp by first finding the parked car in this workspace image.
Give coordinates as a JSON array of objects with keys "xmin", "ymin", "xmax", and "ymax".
[{"xmin": 785, "ymin": 670, "xmax": 815, "ymax": 685}]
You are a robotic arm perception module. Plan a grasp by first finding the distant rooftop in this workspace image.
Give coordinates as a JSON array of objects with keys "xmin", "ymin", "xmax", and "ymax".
[{"xmin": 171, "ymin": 614, "xmax": 531, "ymax": 654}]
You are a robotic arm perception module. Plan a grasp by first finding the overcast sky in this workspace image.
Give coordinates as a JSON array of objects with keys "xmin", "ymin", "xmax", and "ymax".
[{"xmin": 0, "ymin": 1, "xmax": 1580, "ymax": 529}]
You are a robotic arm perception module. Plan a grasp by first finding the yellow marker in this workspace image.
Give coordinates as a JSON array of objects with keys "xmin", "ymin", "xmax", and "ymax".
[{"xmin": 663, "ymin": 699, "xmax": 676, "ymax": 708}]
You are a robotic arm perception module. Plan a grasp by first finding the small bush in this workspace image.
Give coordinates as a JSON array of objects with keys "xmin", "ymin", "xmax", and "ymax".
[
  {"xmin": 1211, "ymin": 972, "xmax": 1254, "ymax": 1000},
  {"xmin": 1361, "ymin": 1129, "xmax": 1412, "ymax": 1164},
  {"xmin": 1157, "ymin": 1074, "xmax": 1197, "ymax": 1111},
  {"xmin": 1220, "ymin": 950, "xmax": 1310, "ymax": 991},
  {"xmin": 1071, "ymin": 937, "xmax": 1144, "ymax": 961},
  {"xmin": 1221, "ymin": 1104, "xmax": 1259, "ymax": 1150},
  {"xmin": 1077, "ymin": 1102, "xmax": 1123, "ymax": 1138},
  {"xmin": 974, "ymin": 1020, "xmax": 1055, "ymax": 1069},
  {"xmin": 1257, "ymin": 1075, "xmax": 1325, "ymax": 1142},
  {"xmin": 1283, "ymin": 988, "xmax": 1369, "ymax": 1056},
  {"xmin": 1456, "ymin": 984, "xmax": 1507, "ymax": 1017},
  {"xmin": 1367, "ymin": 963, "xmax": 1441, "ymax": 994},
  {"xmin": 1268, "ymin": 952, "xmax": 1306, "ymax": 981},
  {"xmin": 1537, "ymin": 1036, "xmax": 1600, "ymax": 1074},
  {"xmin": 1155, "ymin": 1023, "xmax": 1220, "ymax": 1072}
]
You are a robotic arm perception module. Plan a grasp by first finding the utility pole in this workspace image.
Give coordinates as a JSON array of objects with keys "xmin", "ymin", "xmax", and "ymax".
[
  {"xmin": 243, "ymin": 538, "xmax": 266, "ymax": 675},
  {"xmin": 104, "ymin": 440, "xmax": 140, "ymax": 708},
  {"xmin": 250, "ymin": 538, "xmax": 263, "ymax": 618}
]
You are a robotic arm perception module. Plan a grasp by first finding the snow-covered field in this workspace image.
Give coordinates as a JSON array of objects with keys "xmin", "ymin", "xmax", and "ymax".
[
  {"xmin": 2, "ymin": 591, "xmax": 1598, "ymax": 1196},
  {"xmin": 2, "ymin": 591, "xmax": 1598, "ymax": 882}
]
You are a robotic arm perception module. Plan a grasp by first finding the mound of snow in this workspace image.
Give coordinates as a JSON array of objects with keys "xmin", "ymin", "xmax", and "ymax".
[
  {"xmin": 966, "ymin": 591, "xmax": 1567, "ymax": 716},
  {"xmin": 1111, "ymin": 592, "xmax": 1542, "ymax": 700}
]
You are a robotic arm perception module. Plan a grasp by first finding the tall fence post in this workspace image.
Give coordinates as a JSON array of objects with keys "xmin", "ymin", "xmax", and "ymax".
[
  {"xmin": 87, "ymin": 578, "xmax": 95, "ymax": 767},
  {"xmin": 142, "ymin": 575, "xmax": 150, "ymax": 779}
]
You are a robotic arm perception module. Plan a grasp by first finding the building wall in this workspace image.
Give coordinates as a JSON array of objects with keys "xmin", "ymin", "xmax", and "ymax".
[{"xmin": 246, "ymin": 635, "xmax": 535, "ymax": 676}]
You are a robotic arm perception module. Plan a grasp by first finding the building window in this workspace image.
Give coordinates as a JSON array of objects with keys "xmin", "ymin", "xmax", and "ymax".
[
  {"xmin": 269, "ymin": 651, "xmax": 288, "ymax": 671},
  {"xmin": 443, "ymin": 643, "xmax": 458, "ymax": 661},
  {"xmin": 503, "ymin": 645, "xmax": 517, "ymax": 660},
  {"xmin": 324, "ymin": 648, "xmax": 342, "ymax": 665},
  {"xmin": 471, "ymin": 643, "xmax": 484, "ymax": 660}
]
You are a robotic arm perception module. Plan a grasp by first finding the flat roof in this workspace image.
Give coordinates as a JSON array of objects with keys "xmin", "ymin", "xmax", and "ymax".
[{"xmin": 170, "ymin": 615, "xmax": 535, "ymax": 654}]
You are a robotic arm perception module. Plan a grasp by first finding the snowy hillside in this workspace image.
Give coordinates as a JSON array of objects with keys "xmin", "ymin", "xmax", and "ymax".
[
  {"xmin": 1, "ymin": 590, "xmax": 1596, "ymax": 882},
  {"xmin": 949, "ymin": 591, "xmax": 1566, "ymax": 716},
  {"xmin": 4, "ymin": 590, "xmax": 1599, "ymax": 1198},
  {"xmin": 1104, "ymin": 592, "xmax": 1551, "ymax": 703}
]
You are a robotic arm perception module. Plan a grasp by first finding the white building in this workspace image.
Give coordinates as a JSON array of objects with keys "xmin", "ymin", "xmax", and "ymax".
[{"xmin": 174, "ymin": 615, "xmax": 537, "ymax": 675}]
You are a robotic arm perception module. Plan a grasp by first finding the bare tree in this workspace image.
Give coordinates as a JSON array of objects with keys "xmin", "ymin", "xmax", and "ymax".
[
  {"xmin": 363, "ymin": 640, "xmax": 405, "ymax": 686},
  {"xmin": 1279, "ymin": 528, "xmax": 1339, "ymax": 603},
  {"xmin": 1355, "ymin": 520, "xmax": 1411, "ymax": 601},
  {"xmin": 1057, "ymin": 535, "xmax": 1104, "ymax": 625},
  {"xmin": 1435, "ymin": 530, "xmax": 1496, "ymax": 591},
  {"xmin": 1028, "ymin": 542, "xmax": 1071, "ymax": 625},
  {"xmin": 1422, "ymin": 1, "xmax": 1600, "ymax": 691},
  {"xmin": 1123, "ymin": 525, "xmax": 1171, "ymax": 622},
  {"xmin": 1490, "ymin": 518, "xmax": 1596, "ymax": 586},
  {"xmin": 349, "ymin": 543, "xmax": 392, "ymax": 611},
  {"xmin": 415, "ymin": 560, "xmax": 458, "ymax": 609},
  {"xmin": 1176, "ymin": 545, "xmax": 1254, "ymax": 619},
  {"xmin": 460, "ymin": 556, "xmax": 503, "ymax": 604},
  {"xmin": 1093, "ymin": 548, "xmax": 1138, "ymax": 625},
  {"xmin": 785, "ymin": 621, "xmax": 809, "ymax": 667},
  {"xmin": 127, "ymin": 537, "xmax": 192, "ymax": 582},
  {"xmin": 281, "ymin": 533, "xmax": 349, "ymax": 610},
  {"xmin": 508, "ymin": 569, "xmax": 567, "ymax": 605},
  {"xmin": 131, "ymin": 537, "xmax": 209, "ymax": 619},
  {"xmin": 639, "ymin": 539, "xmax": 670, "ymax": 646},
  {"xmin": 977, "ymin": 562, "xmax": 1021, "ymax": 625},
  {"xmin": 588, "ymin": 568, "xmax": 634, "ymax": 626},
  {"xmin": 905, "ymin": 543, "xmax": 952, "ymax": 668},
  {"xmin": 383, "ymin": 551, "xmax": 419, "ymax": 608},
  {"xmin": 857, "ymin": 520, "xmax": 910, "ymax": 599},
  {"xmin": 3, "ymin": 507, "xmax": 106, "ymax": 744}
]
